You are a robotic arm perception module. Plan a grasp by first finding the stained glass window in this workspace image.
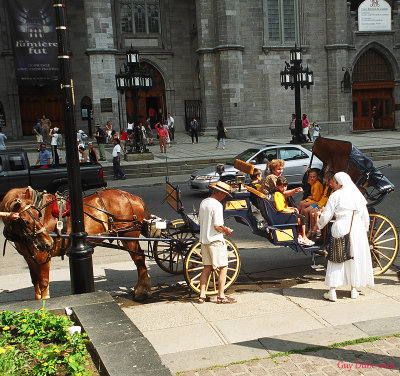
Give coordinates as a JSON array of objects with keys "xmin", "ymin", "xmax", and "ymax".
[
  {"xmin": 266, "ymin": 0, "xmax": 297, "ymax": 44},
  {"xmin": 119, "ymin": 0, "xmax": 160, "ymax": 34}
]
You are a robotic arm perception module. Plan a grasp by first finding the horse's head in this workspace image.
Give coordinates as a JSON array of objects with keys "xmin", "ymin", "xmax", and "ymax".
[{"xmin": 3, "ymin": 197, "xmax": 54, "ymax": 264}]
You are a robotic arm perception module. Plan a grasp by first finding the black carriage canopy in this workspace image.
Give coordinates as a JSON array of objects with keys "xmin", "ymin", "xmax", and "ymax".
[{"xmin": 312, "ymin": 137, "xmax": 394, "ymax": 194}]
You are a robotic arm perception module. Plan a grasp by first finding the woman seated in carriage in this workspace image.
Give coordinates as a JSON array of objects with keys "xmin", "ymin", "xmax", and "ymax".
[{"xmin": 273, "ymin": 177, "xmax": 314, "ymax": 246}]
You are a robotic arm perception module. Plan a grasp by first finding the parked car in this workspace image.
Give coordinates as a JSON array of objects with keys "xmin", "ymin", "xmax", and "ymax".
[
  {"xmin": 0, "ymin": 149, "xmax": 107, "ymax": 198},
  {"xmin": 189, "ymin": 144, "xmax": 323, "ymax": 191}
]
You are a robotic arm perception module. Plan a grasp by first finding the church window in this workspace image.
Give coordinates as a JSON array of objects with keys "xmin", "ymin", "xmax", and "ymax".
[
  {"xmin": 265, "ymin": 0, "xmax": 298, "ymax": 45},
  {"xmin": 120, "ymin": 0, "xmax": 160, "ymax": 34}
]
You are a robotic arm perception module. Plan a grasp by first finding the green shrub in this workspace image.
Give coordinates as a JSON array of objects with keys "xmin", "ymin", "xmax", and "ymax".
[{"xmin": 0, "ymin": 303, "xmax": 91, "ymax": 375}]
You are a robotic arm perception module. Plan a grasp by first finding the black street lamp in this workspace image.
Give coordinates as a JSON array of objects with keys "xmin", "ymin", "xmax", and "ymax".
[
  {"xmin": 115, "ymin": 48, "xmax": 153, "ymax": 125},
  {"xmin": 280, "ymin": 45, "xmax": 314, "ymax": 143},
  {"xmin": 53, "ymin": 1, "xmax": 94, "ymax": 294}
]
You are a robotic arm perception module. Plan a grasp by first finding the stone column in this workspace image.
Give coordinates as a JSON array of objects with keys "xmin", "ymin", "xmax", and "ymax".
[
  {"xmin": 215, "ymin": 0, "xmax": 244, "ymax": 132},
  {"xmin": 195, "ymin": 0, "xmax": 219, "ymax": 131},
  {"xmin": 83, "ymin": 0, "xmax": 118, "ymax": 129},
  {"xmin": 325, "ymin": 0, "xmax": 352, "ymax": 131}
]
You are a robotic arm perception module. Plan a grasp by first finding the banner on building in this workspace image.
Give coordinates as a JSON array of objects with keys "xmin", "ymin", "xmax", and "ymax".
[{"xmin": 7, "ymin": 0, "xmax": 59, "ymax": 86}]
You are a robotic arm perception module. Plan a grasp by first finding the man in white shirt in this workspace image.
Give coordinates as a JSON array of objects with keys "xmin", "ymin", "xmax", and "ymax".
[
  {"xmin": 167, "ymin": 113, "xmax": 174, "ymax": 141},
  {"xmin": 49, "ymin": 127, "xmax": 60, "ymax": 165},
  {"xmin": 112, "ymin": 138, "xmax": 126, "ymax": 180},
  {"xmin": 198, "ymin": 181, "xmax": 237, "ymax": 304}
]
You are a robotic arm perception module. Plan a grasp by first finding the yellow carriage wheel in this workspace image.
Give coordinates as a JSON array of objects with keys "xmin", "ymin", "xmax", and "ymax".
[
  {"xmin": 183, "ymin": 238, "xmax": 241, "ymax": 295},
  {"xmin": 154, "ymin": 219, "xmax": 197, "ymax": 274},
  {"xmin": 369, "ymin": 213, "xmax": 399, "ymax": 275}
]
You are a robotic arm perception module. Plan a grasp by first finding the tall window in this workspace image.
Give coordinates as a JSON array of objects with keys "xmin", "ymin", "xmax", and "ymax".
[
  {"xmin": 265, "ymin": 0, "xmax": 298, "ymax": 45},
  {"xmin": 120, "ymin": 0, "xmax": 160, "ymax": 34}
]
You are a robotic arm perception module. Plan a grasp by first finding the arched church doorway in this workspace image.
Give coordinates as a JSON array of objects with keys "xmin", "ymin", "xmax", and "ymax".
[
  {"xmin": 352, "ymin": 49, "xmax": 394, "ymax": 130},
  {"xmin": 125, "ymin": 62, "xmax": 166, "ymax": 127}
]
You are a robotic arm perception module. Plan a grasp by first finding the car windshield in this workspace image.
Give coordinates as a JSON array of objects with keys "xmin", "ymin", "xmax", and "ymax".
[{"xmin": 226, "ymin": 148, "xmax": 260, "ymax": 165}]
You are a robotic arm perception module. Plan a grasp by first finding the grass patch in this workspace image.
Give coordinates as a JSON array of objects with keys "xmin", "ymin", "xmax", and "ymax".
[
  {"xmin": 176, "ymin": 333, "xmax": 400, "ymax": 375},
  {"xmin": 0, "ymin": 302, "xmax": 92, "ymax": 375}
]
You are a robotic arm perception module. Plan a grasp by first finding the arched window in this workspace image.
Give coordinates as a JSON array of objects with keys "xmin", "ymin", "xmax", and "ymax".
[{"xmin": 352, "ymin": 49, "xmax": 392, "ymax": 82}]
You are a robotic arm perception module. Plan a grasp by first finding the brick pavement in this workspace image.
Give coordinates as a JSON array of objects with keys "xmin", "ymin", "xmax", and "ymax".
[{"xmin": 179, "ymin": 336, "xmax": 400, "ymax": 375}]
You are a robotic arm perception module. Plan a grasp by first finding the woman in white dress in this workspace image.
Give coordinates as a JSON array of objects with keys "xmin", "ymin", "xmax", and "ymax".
[{"xmin": 313, "ymin": 172, "xmax": 374, "ymax": 302}]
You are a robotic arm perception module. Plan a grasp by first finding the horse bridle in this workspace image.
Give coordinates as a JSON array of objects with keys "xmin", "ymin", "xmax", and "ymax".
[{"xmin": 7, "ymin": 203, "xmax": 52, "ymax": 264}]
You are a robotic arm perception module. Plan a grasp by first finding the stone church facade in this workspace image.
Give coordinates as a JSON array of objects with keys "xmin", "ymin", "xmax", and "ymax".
[{"xmin": 0, "ymin": 0, "xmax": 399, "ymax": 139}]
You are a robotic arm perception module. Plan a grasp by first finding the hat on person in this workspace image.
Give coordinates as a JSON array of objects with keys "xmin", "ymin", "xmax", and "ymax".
[
  {"xmin": 54, "ymin": 127, "xmax": 59, "ymax": 132},
  {"xmin": 78, "ymin": 130, "xmax": 84, "ymax": 133},
  {"xmin": 88, "ymin": 141, "xmax": 93, "ymax": 145},
  {"xmin": 209, "ymin": 181, "xmax": 233, "ymax": 197},
  {"xmin": 95, "ymin": 124, "xmax": 100, "ymax": 127}
]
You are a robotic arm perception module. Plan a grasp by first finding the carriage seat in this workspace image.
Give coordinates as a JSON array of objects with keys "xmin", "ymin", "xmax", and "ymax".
[{"xmin": 244, "ymin": 185, "xmax": 298, "ymax": 228}]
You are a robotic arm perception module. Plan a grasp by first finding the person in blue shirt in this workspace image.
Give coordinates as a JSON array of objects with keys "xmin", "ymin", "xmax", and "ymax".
[
  {"xmin": 33, "ymin": 120, "xmax": 42, "ymax": 151},
  {"xmin": 35, "ymin": 143, "xmax": 51, "ymax": 168}
]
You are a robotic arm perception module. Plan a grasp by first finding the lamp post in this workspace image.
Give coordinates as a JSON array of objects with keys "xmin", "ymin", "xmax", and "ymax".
[
  {"xmin": 115, "ymin": 48, "xmax": 152, "ymax": 125},
  {"xmin": 280, "ymin": 45, "xmax": 314, "ymax": 143},
  {"xmin": 53, "ymin": 1, "xmax": 94, "ymax": 294}
]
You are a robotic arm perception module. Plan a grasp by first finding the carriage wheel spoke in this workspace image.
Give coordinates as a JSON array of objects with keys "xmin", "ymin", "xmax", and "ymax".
[
  {"xmin": 374, "ymin": 245, "xmax": 396, "ymax": 252},
  {"xmin": 371, "ymin": 221, "xmax": 385, "ymax": 242},
  {"xmin": 373, "ymin": 227, "xmax": 391, "ymax": 243},
  {"xmin": 188, "ymin": 266, "xmax": 203, "ymax": 272},
  {"xmin": 375, "ymin": 237, "xmax": 395, "ymax": 245},
  {"xmin": 371, "ymin": 251, "xmax": 384, "ymax": 270},
  {"xmin": 372, "ymin": 249, "xmax": 392, "ymax": 261},
  {"xmin": 205, "ymin": 273, "xmax": 211, "ymax": 291}
]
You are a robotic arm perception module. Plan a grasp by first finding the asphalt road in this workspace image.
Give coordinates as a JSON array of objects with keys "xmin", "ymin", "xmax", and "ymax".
[{"xmin": 0, "ymin": 160, "xmax": 399, "ymax": 303}]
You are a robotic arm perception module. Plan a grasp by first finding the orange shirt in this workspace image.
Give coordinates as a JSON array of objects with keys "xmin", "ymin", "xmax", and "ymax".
[
  {"xmin": 273, "ymin": 191, "xmax": 288, "ymax": 212},
  {"xmin": 305, "ymin": 180, "xmax": 323, "ymax": 204},
  {"xmin": 317, "ymin": 185, "xmax": 330, "ymax": 207}
]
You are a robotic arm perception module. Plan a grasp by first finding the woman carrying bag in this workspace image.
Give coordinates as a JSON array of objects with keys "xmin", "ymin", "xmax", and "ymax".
[{"xmin": 312, "ymin": 172, "xmax": 374, "ymax": 302}]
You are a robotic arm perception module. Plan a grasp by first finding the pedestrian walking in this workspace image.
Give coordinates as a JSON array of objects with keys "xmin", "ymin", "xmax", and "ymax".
[
  {"xmin": 88, "ymin": 142, "xmax": 99, "ymax": 163},
  {"xmin": 106, "ymin": 121, "xmax": 113, "ymax": 143},
  {"xmin": 33, "ymin": 119, "xmax": 43, "ymax": 151},
  {"xmin": 0, "ymin": 127, "xmax": 7, "ymax": 151},
  {"xmin": 163, "ymin": 120, "xmax": 171, "ymax": 147},
  {"xmin": 190, "ymin": 117, "xmax": 199, "ymax": 144},
  {"xmin": 197, "ymin": 181, "xmax": 237, "ymax": 304},
  {"xmin": 302, "ymin": 114, "xmax": 310, "ymax": 142},
  {"xmin": 167, "ymin": 113, "xmax": 175, "ymax": 141},
  {"xmin": 40, "ymin": 115, "xmax": 51, "ymax": 145},
  {"xmin": 49, "ymin": 127, "xmax": 60, "ymax": 166},
  {"xmin": 216, "ymin": 120, "xmax": 226, "ymax": 149},
  {"xmin": 112, "ymin": 138, "xmax": 126, "ymax": 180},
  {"xmin": 289, "ymin": 113, "xmax": 296, "ymax": 142},
  {"xmin": 94, "ymin": 125, "xmax": 106, "ymax": 160},
  {"xmin": 35, "ymin": 143, "xmax": 51, "ymax": 168},
  {"xmin": 155, "ymin": 122, "xmax": 168, "ymax": 153},
  {"xmin": 312, "ymin": 122, "xmax": 321, "ymax": 143},
  {"xmin": 312, "ymin": 172, "xmax": 374, "ymax": 302},
  {"xmin": 144, "ymin": 118, "xmax": 154, "ymax": 145},
  {"xmin": 127, "ymin": 119, "xmax": 134, "ymax": 135}
]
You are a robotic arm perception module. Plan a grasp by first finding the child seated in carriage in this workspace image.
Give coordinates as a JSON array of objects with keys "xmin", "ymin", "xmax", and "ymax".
[
  {"xmin": 298, "ymin": 168, "xmax": 323, "ymax": 224},
  {"xmin": 274, "ymin": 176, "xmax": 314, "ymax": 246}
]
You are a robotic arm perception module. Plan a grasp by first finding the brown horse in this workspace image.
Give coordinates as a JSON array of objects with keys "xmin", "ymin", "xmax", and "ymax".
[{"xmin": 0, "ymin": 187, "xmax": 152, "ymax": 300}]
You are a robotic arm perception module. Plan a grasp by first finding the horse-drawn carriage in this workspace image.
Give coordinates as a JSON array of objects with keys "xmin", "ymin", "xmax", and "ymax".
[{"xmin": 0, "ymin": 138, "xmax": 398, "ymax": 300}]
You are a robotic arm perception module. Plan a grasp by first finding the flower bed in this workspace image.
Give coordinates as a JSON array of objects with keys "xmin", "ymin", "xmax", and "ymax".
[{"xmin": 0, "ymin": 303, "xmax": 95, "ymax": 375}]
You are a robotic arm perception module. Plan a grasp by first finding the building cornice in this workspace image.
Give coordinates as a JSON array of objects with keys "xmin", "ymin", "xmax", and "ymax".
[
  {"xmin": 325, "ymin": 44, "xmax": 356, "ymax": 50},
  {"xmin": 196, "ymin": 44, "xmax": 245, "ymax": 54}
]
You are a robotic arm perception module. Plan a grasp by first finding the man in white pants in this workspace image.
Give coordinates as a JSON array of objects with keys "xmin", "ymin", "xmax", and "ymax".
[{"xmin": 198, "ymin": 181, "xmax": 237, "ymax": 304}]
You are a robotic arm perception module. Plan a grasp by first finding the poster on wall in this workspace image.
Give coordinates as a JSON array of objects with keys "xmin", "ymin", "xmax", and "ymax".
[
  {"xmin": 7, "ymin": 0, "xmax": 59, "ymax": 86},
  {"xmin": 358, "ymin": 0, "xmax": 391, "ymax": 32}
]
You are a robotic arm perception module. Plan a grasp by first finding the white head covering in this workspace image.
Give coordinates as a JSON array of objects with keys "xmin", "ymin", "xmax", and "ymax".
[{"xmin": 334, "ymin": 171, "xmax": 367, "ymax": 212}]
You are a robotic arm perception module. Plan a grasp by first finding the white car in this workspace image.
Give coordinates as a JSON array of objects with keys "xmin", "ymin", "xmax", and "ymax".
[{"xmin": 189, "ymin": 144, "xmax": 323, "ymax": 191}]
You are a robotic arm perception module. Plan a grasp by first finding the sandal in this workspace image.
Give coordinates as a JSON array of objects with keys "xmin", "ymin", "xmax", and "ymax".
[
  {"xmin": 217, "ymin": 296, "xmax": 237, "ymax": 304},
  {"xmin": 196, "ymin": 296, "xmax": 211, "ymax": 304}
]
